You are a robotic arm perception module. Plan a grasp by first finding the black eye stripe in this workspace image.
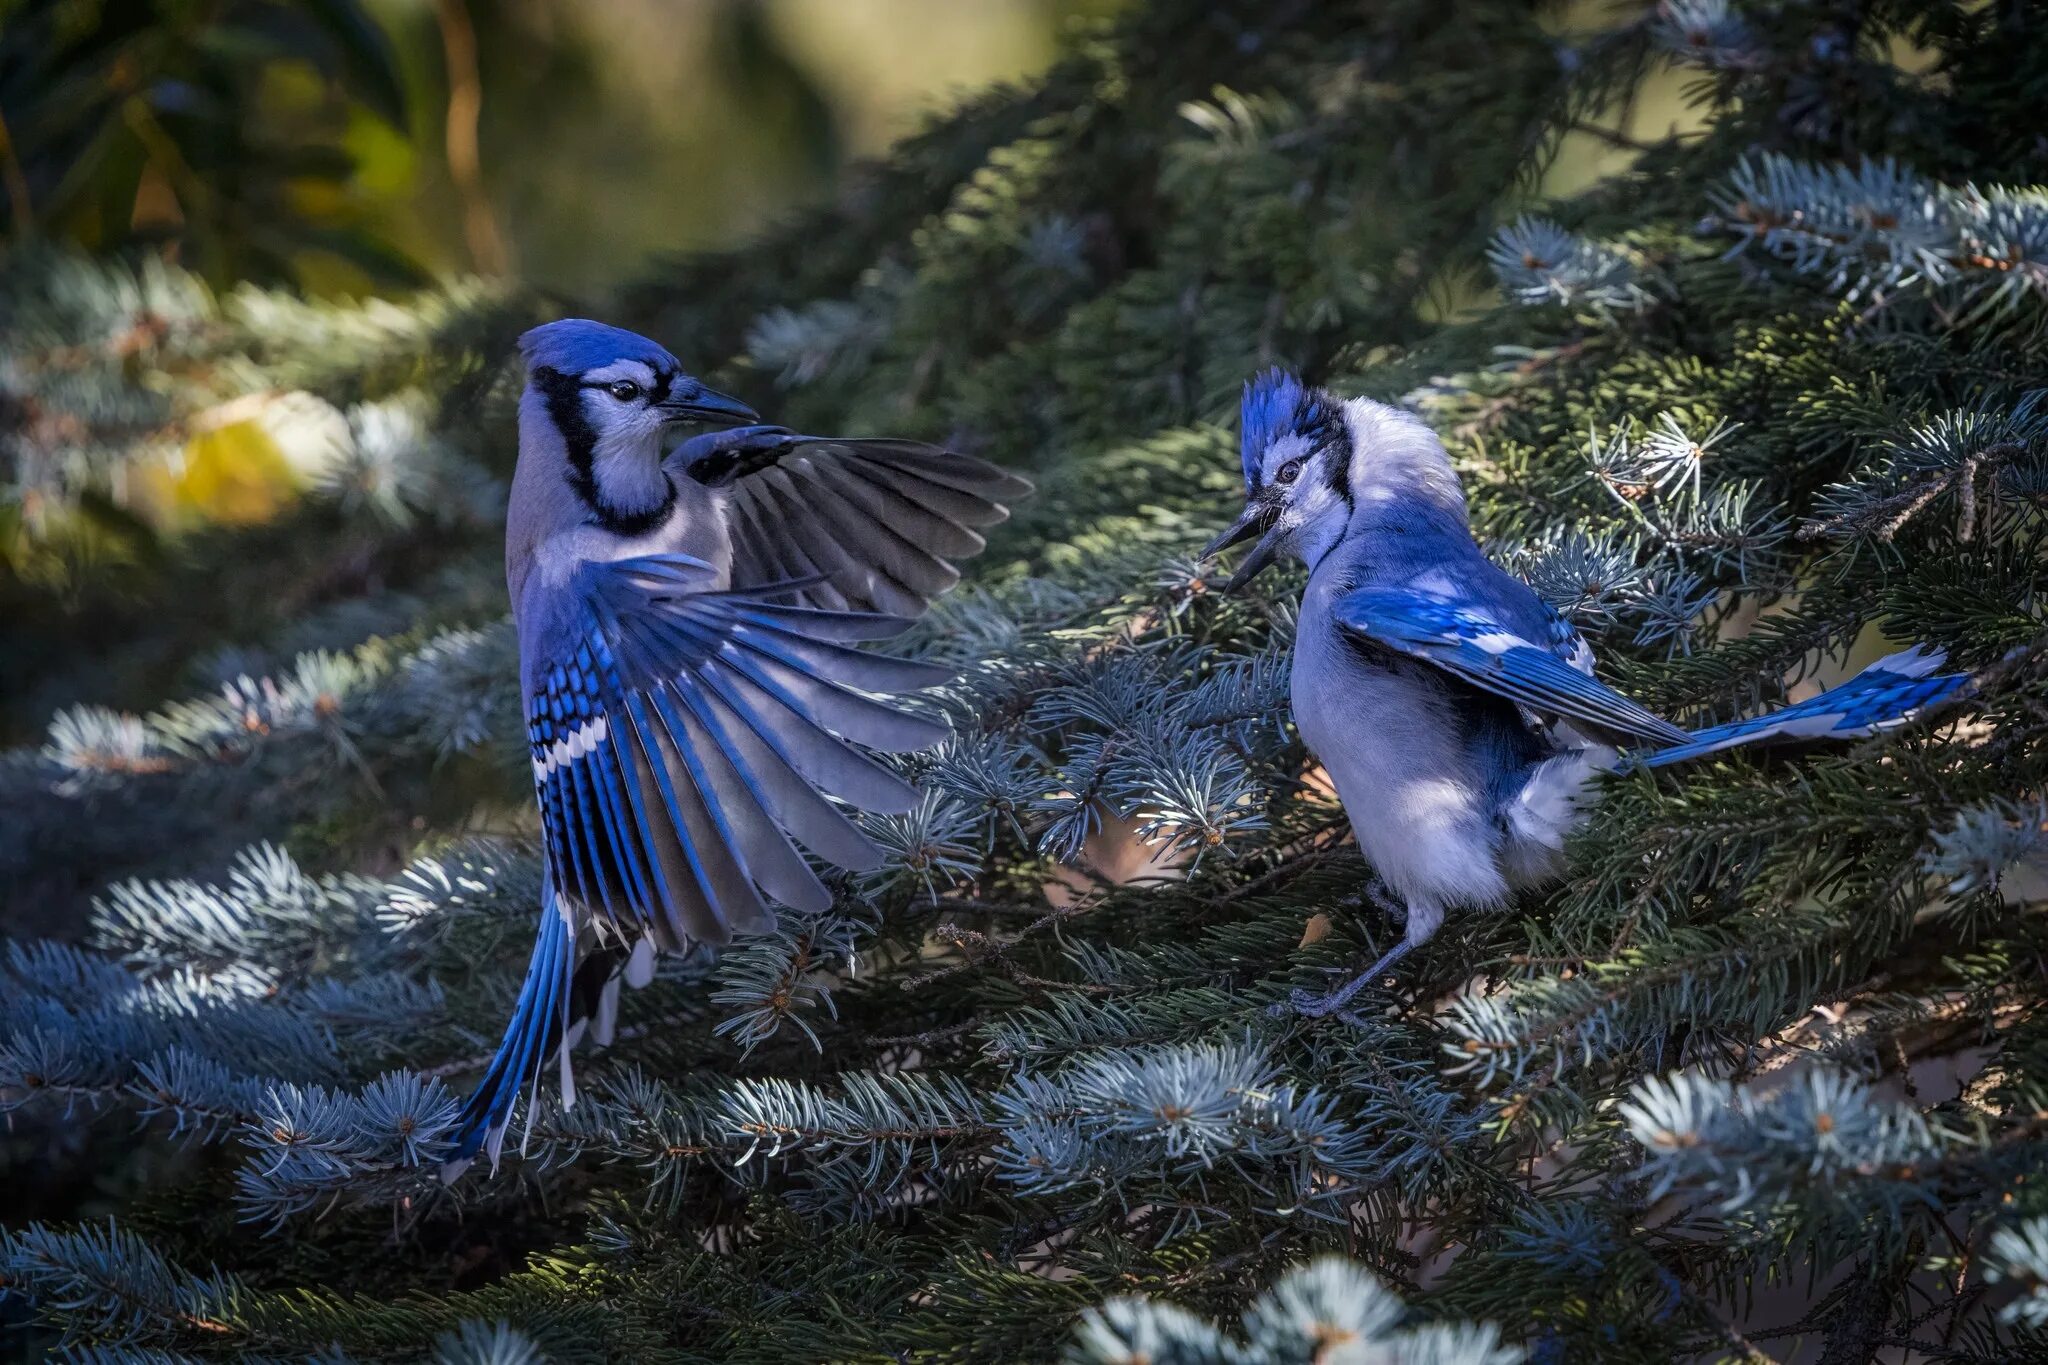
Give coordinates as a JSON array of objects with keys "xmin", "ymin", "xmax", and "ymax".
[
  {"xmin": 576, "ymin": 370, "xmax": 677, "ymax": 403},
  {"xmin": 1255, "ymin": 435, "xmax": 1352, "ymax": 503},
  {"xmin": 1321, "ymin": 424, "xmax": 1354, "ymax": 509}
]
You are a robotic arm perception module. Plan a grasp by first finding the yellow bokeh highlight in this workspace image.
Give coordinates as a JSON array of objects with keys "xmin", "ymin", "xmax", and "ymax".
[{"xmin": 140, "ymin": 418, "xmax": 305, "ymax": 529}]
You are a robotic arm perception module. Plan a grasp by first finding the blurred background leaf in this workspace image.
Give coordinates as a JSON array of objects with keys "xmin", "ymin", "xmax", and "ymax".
[
  {"xmin": 0, "ymin": 0, "xmax": 1125, "ymax": 292},
  {"xmin": 0, "ymin": 0, "xmax": 1124, "ymax": 740}
]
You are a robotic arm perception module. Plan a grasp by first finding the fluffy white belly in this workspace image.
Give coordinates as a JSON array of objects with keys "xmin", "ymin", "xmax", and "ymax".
[{"xmin": 1290, "ymin": 595, "xmax": 1511, "ymax": 917}]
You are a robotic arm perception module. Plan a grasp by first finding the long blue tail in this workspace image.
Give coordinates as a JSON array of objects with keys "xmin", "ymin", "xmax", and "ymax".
[
  {"xmin": 445, "ymin": 883, "xmax": 575, "ymax": 1177},
  {"xmin": 1639, "ymin": 646, "xmax": 1969, "ymax": 769}
]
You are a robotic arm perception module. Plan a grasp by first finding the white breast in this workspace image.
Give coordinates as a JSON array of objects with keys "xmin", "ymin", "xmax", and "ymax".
[
  {"xmin": 525, "ymin": 480, "xmax": 735, "ymax": 604},
  {"xmin": 1291, "ymin": 573, "xmax": 1513, "ymax": 917}
]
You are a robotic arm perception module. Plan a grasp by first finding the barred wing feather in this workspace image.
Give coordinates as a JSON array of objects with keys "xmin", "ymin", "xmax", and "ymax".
[
  {"xmin": 1331, "ymin": 585, "xmax": 1691, "ymax": 748},
  {"xmin": 705, "ymin": 433, "xmax": 1032, "ymax": 616},
  {"xmin": 524, "ymin": 552, "xmax": 948, "ymax": 950}
]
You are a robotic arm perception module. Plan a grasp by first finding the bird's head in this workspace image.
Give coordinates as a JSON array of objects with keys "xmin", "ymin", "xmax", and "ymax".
[
  {"xmin": 517, "ymin": 319, "xmax": 757, "ymax": 531},
  {"xmin": 1202, "ymin": 369, "xmax": 1355, "ymax": 591}
]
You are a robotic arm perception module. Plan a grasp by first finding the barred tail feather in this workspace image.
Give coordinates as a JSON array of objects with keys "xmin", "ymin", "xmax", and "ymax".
[
  {"xmin": 1639, "ymin": 646, "xmax": 1970, "ymax": 770},
  {"xmin": 445, "ymin": 885, "xmax": 576, "ymax": 1179}
]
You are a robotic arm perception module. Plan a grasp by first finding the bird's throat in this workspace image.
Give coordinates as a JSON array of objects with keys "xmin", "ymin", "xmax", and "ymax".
[
  {"xmin": 583, "ymin": 436, "xmax": 675, "ymax": 535},
  {"xmin": 531, "ymin": 367, "xmax": 677, "ymax": 536}
]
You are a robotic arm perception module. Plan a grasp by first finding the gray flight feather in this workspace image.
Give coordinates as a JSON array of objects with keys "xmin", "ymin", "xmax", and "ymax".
[{"xmin": 453, "ymin": 320, "xmax": 1030, "ymax": 1170}]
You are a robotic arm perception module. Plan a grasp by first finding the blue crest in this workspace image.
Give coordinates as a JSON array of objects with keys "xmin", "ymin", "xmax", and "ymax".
[
  {"xmin": 519, "ymin": 319, "xmax": 680, "ymax": 377},
  {"xmin": 1240, "ymin": 368, "xmax": 1322, "ymax": 488}
]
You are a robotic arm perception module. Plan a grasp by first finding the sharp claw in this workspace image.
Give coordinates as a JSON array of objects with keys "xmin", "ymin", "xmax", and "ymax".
[
  {"xmin": 1282, "ymin": 935, "xmax": 1418, "ymax": 1019},
  {"xmin": 1288, "ymin": 977, "xmax": 1376, "ymax": 1017}
]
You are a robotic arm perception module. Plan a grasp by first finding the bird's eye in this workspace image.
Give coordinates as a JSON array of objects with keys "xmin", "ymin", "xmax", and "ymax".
[
  {"xmin": 606, "ymin": 380, "xmax": 643, "ymax": 402},
  {"xmin": 1275, "ymin": 459, "xmax": 1303, "ymax": 485}
]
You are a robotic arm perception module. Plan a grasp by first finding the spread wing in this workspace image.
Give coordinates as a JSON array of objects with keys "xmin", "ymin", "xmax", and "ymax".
[
  {"xmin": 1332, "ymin": 585, "xmax": 1691, "ymax": 748},
  {"xmin": 676, "ymin": 426, "xmax": 1032, "ymax": 616},
  {"xmin": 522, "ymin": 552, "xmax": 950, "ymax": 950}
]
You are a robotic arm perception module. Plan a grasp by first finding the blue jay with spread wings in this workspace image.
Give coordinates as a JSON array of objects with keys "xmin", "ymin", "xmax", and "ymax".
[
  {"xmin": 450, "ymin": 320, "xmax": 1029, "ymax": 1170},
  {"xmin": 1203, "ymin": 371, "xmax": 1970, "ymax": 1019}
]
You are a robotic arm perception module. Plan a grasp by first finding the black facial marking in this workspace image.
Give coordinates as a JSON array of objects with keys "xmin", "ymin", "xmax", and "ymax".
[
  {"xmin": 1252, "ymin": 387, "xmax": 1351, "ymax": 500},
  {"xmin": 1253, "ymin": 388, "xmax": 1353, "ymax": 512},
  {"xmin": 1322, "ymin": 416, "xmax": 1355, "ymax": 512},
  {"xmin": 534, "ymin": 365, "xmax": 676, "ymax": 536},
  {"xmin": 1293, "ymin": 390, "xmax": 1340, "ymax": 453},
  {"xmin": 534, "ymin": 366, "xmax": 596, "ymax": 477},
  {"xmin": 1286, "ymin": 390, "xmax": 1353, "ymax": 511}
]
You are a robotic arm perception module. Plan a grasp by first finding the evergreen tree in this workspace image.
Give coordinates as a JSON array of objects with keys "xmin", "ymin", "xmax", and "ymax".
[{"xmin": 5, "ymin": 1, "xmax": 2048, "ymax": 1360}]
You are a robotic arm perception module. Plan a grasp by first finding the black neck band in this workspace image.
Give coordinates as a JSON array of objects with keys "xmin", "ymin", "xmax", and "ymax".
[{"xmin": 533, "ymin": 366, "xmax": 676, "ymax": 536}]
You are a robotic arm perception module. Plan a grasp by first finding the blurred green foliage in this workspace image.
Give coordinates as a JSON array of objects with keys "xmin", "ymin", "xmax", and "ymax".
[
  {"xmin": 0, "ymin": 0, "xmax": 1120, "ymax": 743},
  {"xmin": 0, "ymin": 0, "xmax": 416, "ymax": 282},
  {"xmin": 0, "ymin": 0, "xmax": 1125, "ymax": 293}
]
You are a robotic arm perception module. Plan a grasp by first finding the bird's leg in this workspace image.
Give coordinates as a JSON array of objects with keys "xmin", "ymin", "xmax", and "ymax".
[
  {"xmin": 1362, "ymin": 873, "xmax": 1406, "ymax": 924},
  {"xmin": 1283, "ymin": 892, "xmax": 1440, "ymax": 1018},
  {"xmin": 1286, "ymin": 939, "xmax": 1415, "ymax": 1017}
]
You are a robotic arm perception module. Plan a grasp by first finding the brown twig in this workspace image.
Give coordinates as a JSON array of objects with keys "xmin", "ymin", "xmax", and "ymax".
[
  {"xmin": 1208, "ymin": 816, "xmax": 1353, "ymax": 905},
  {"xmin": 0, "ymin": 106, "xmax": 33, "ymax": 236},
  {"xmin": 903, "ymin": 896, "xmax": 1100, "ymax": 992},
  {"xmin": 864, "ymin": 1015, "xmax": 989, "ymax": 1051},
  {"xmin": 434, "ymin": 0, "xmax": 510, "ymax": 275},
  {"xmin": 1797, "ymin": 441, "xmax": 2021, "ymax": 544}
]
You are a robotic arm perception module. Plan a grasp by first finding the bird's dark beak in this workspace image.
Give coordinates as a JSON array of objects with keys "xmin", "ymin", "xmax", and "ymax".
[
  {"xmin": 660, "ymin": 384, "xmax": 758, "ymax": 426},
  {"xmin": 1201, "ymin": 503, "xmax": 1284, "ymax": 593}
]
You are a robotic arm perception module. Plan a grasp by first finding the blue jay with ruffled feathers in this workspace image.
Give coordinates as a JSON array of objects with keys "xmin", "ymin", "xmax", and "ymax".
[
  {"xmin": 449, "ymin": 319, "xmax": 1029, "ymax": 1171},
  {"xmin": 1204, "ymin": 371, "xmax": 1971, "ymax": 1018}
]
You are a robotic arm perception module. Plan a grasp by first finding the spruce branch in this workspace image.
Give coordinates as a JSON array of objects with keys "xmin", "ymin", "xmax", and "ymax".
[{"xmin": 1071, "ymin": 1256, "xmax": 1521, "ymax": 1365}]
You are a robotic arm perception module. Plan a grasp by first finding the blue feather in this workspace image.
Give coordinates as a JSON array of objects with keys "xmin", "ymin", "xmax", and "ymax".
[
  {"xmin": 518, "ymin": 318, "xmax": 680, "ymax": 377},
  {"xmin": 1641, "ymin": 647, "xmax": 1969, "ymax": 767},
  {"xmin": 1333, "ymin": 586, "xmax": 1693, "ymax": 746},
  {"xmin": 686, "ymin": 668, "xmax": 887, "ymax": 868},
  {"xmin": 570, "ymin": 759, "xmax": 628, "ymax": 921},
  {"xmin": 618, "ymin": 693, "xmax": 701, "ymax": 947},
  {"xmin": 587, "ymin": 743, "xmax": 655, "ymax": 916},
  {"xmin": 643, "ymin": 684, "xmax": 760, "ymax": 928},
  {"xmin": 464, "ymin": 556, "xmax": 950, "ymax": 1166},
  {"xmin": 448, "ymin": 881, "xmax": 574, "ymax": 1170},
  {"xmin": 460, "ymin": 335, "xmax": 1024, "ymax": 1175},
  {"xmin": 547, "ymin": 766, "xmax": 597, "ymax": 910},
  {"xmin": 1240, "ymin": 368, "xmax": 1324, "ymax": 489}
]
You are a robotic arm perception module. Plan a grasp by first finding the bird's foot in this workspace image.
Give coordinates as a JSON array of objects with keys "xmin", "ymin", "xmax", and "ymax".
[
  {"xmin": 1285, "ymin": 973, "xmax": 1379, "ymax": 1018},
  {"xmin": 1278, "ymin": 939, "xmax": 1415, "ymax": 1019}
]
